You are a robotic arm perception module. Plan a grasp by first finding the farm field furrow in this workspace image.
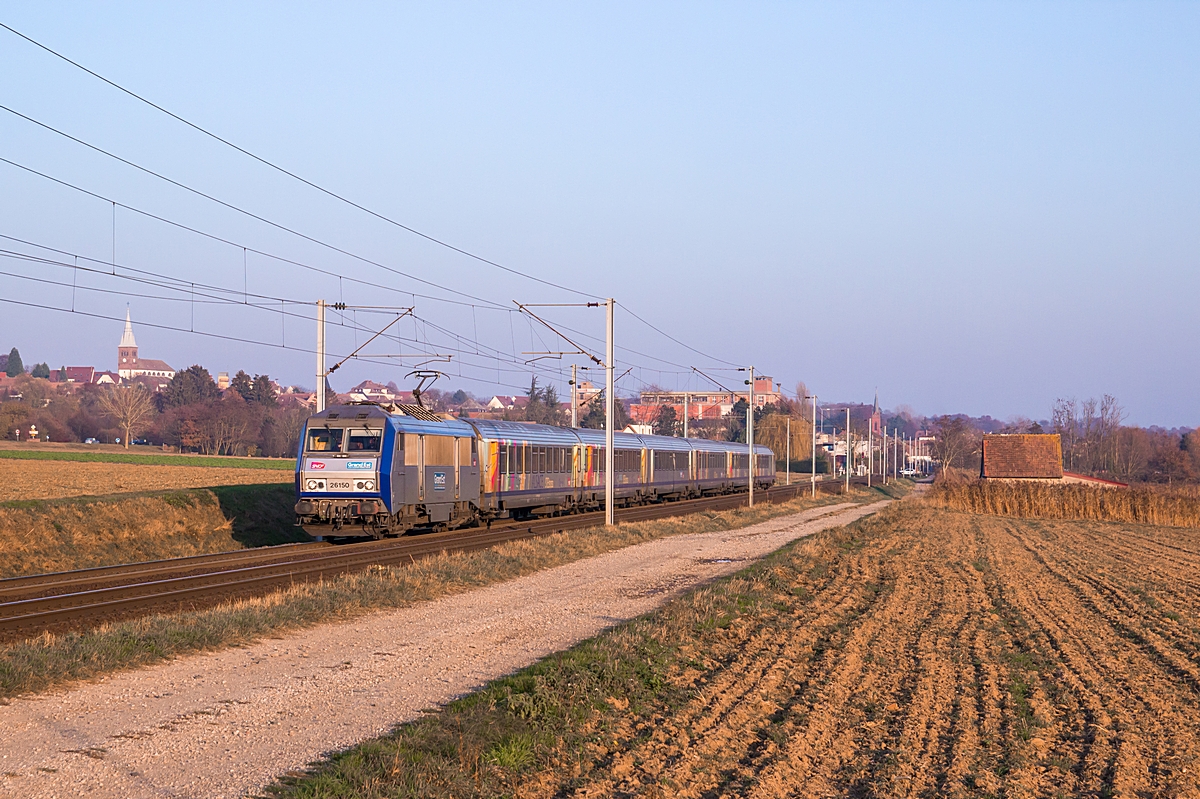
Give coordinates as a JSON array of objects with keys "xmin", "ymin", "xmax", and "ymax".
[{"xmin": 465, "ymin": 503, "xmax": 1200, "ymax": 799}]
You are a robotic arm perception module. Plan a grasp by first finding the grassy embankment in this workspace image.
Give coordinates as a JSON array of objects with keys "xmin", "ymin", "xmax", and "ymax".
[
  {"xmin": 0, "ymin": 449, "xmax": 293, "ymax": 469},
  {"xmin": 0, "ymin": 485, "xmax": 899, "ymax": 700},
  {"xmin": 264, "ymin": 491, "xmax": 1200, "ymax": 799},
  {"xmin": 0, "ymin": 484, "xmax": 305, "ymax": 578},
  {"xmin": 927, "ymin": 479, "xmax": 1200, "ymax": 526}
]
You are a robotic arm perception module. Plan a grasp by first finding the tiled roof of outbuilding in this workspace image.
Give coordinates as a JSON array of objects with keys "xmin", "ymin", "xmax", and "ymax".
[{"xmin": 980, "ymin": 434, "xmax": 1063, "ymax": 479}]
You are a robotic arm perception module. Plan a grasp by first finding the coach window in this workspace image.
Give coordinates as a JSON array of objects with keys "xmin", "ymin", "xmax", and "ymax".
[{"xmin": 306, "ymin": 427, "xmax": 343, "ymax": 452}]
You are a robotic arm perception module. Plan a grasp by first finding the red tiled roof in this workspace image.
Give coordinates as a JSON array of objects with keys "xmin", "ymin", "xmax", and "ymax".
[
  {"xmin": 63, "ymin": 366, "xmax": 95, "ymax": 383},
  {"xmin": 980, "ymin": 434, "xmax": 1063, "ymax": 479},
  {"xmin": 131, "ymin": 359, "xmax": 174, "ymax": 373}
]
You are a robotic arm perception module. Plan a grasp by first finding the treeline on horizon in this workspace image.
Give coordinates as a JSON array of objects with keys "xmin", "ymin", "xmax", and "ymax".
[{"xmin": 931, "ymin": 395, "xmax": 1199, "ymax": 485}]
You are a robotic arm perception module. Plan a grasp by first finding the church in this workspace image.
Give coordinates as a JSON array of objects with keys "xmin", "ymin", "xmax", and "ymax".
[{"xmin": 117, "ymin": 310, "xmax": 176, "ymax": 380}]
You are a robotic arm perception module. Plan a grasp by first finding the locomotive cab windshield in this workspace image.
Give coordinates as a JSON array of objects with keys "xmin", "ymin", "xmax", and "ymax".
[
  {"xmin": 306, "ymin": 428, "xmax": 343, "ymax": 452},
  {"xmin": 347, "ymin": 428, "xmax": 383, "ymax": 452}
]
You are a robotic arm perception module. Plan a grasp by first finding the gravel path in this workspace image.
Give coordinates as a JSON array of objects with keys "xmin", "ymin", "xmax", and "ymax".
[{"xmin": 0, "ymin": 500, "xmax": 886, "ymax": 798}]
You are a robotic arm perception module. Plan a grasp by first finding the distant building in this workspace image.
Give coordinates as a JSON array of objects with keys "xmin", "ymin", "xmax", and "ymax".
[
  {"xmin": 117, "ymin": 310, "xmax": 176, "ymax": 381},
  {"xmin": 62, "ymin": 366, "xmax": 96, "ymax": 384},
  {"xmin": 980, "ymin": 434, "xmax": 1126, "ymax": 487},
  {"xmin": 348, "ymin": 380, "xmax": 399, "ymax": 403},
  {"xmin": 487, "ymin": 395, "xmax": 530, "ymax": 411},
  {"xmin": 980, "ymin": 434, "xmax": 1064, "ymax": 480},
  {"xmin": 868, "ymin": 392, "xmax": 883, "ymax": 437}
]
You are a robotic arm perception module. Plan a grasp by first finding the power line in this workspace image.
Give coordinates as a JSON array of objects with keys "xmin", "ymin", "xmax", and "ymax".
[
  {"xmin": 0, "ymin": 112, "xmax": 517, "ymax": 310},
  {"xmin": 0, "ymin": 157, "xmax": 514, "ymax": 312},
  {"xmin": 0, "ymin": 45, "xmax": 754, "ymax": 391},
  {"xmin": 618, "ymin": 301, "xmax": 741, "ymax": 368},
  {"xmin": 0, "ymin": 230, "xmax": 648, "ymax": 396},
  {"xmin": 0, "ymin": 21, "xmax": 600, "ymax": 300}
]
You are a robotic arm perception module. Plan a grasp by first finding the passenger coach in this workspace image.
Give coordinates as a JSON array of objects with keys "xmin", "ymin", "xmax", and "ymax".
[{"xmin": 294, "ymin": 403, "xmax": 774, "ymax": 538}]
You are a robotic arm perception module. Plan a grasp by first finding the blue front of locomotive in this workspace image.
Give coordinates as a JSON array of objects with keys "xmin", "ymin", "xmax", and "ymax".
[{"xmin": 294, "ymin": 405, "xmax": 396, "ymax": 534}]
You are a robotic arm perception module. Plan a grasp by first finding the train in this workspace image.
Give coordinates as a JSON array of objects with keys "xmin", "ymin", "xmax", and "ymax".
[{"xmin": 293, "ymin": 402, "xmax": 775, "ymax": 538}]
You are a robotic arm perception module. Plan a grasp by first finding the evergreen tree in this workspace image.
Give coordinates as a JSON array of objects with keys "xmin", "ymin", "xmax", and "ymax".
[
  {"xmin": 652, "ymin": 405, "xmax": 679, "ymax": 436},
  {"xmin": 58, "ymin": 366, "xmax": 68, "ymax": 382},
  {"xmin": 724, "ymin": 398, "xmax": 749, "ymax": 442},
  {"xmin": 251, "ymin": 374, "xmax": 278, "ymax": 406},
  {"xmin": 229, "ymin": 370, "xmax": 254, "ymax": 401},
  {"xmin": 5, "ymin": 348, "xmax": 23, "ymax": 377},
  {"xmin": 521, "ymin": 376, "xmax": 566, "ymax": 426},
  {"xmin": 161, "ymin": 365, "xmax": 219, "ymax": 408},
  {"xmin": 31, "ymin": 363, "xmax": 50, "ymax": 379},
  {"xmin": 580, "ymin": 390, "xmax": 630, "ymax": 430}
]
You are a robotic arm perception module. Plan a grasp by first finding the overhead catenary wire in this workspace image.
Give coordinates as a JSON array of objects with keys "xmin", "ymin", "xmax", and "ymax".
[
  {"xmin": 0, "ymin": 114, "xmax": 516, "ymax": 311},
  {"xmin": 0, "ymin": 31, "xmax": 600, "ymax": 300},
  {"xmin": 1, "ymin": 108, "xmax": 747, "ymax": 375},
  {"xmin": 0, "ymin": 125, "xmax": 750, "ymax": 382},
  {"xmin": 0, "ymin": 155, "xmax": 512, "ymax": 313},
  {"xmin": 0, "ymin": 233, "xmax": 607, "ymax": 394},
  {"xmin": 0, "ymin": 34, "xmax": 763, "ymax": 394}
]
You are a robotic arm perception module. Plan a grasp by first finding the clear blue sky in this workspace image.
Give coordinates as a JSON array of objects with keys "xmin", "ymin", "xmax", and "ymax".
[{"xmin": 1, "ymin": 2, "xmax": 1196, "ymax": 426}]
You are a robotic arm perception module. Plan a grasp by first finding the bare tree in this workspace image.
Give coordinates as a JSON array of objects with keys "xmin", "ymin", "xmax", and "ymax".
[
  {"xmin": 1099, "ymin": 394, "xmax": 1126, "ymax": 474},
  {"xmin": 932, "ymin": 415, "xmax": 979, "ymax": 474},
  {"xmin": 97, "ymin": 385, "xmax": 156, "ymax": 449}
]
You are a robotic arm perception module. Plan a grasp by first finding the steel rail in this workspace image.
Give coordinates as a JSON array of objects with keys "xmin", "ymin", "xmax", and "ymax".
[{"xmin": 0, "ymin": 478, "xmax": 861, "ymax": 642}]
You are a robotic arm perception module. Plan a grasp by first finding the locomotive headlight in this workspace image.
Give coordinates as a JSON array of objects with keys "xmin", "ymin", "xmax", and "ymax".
[
  {"xmin": 364, "ymin": 480, "xmax": 375, "ymax": 491},
  {"xmin": 355, "ymin": 480, "xmax": 365, "ymax": 490},
  {"xmin": 306, "ymin": 479, "xmax": 319, "ymax": 490}
]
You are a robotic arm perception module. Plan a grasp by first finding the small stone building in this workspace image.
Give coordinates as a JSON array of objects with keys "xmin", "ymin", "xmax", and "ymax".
[
  {"xmin": 980, "ymin": 434, "xmax": 1064, "ymax": 480},
  {"xmin": 981, "ymin": 433, "xmax": 1126, "ymax": 487}
]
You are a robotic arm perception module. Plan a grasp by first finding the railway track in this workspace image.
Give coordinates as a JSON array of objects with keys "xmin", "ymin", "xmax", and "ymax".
[{"xmin": 0, "ymin": 478, "xmax": 865, "ymax": 643}]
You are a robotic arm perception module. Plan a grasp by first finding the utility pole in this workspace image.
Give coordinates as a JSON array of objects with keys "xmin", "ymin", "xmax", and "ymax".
[
  {"xmin": 683, "ymin": 392, "xmax": 689, "ymax": 439},
  {"xmin": 811, "ymin": 394, "xmax": 817, "ymax": 498},
  {"xmin": 605, "ymin": 299, "xmax": 615, "ymax": 526},
  {"xmin": 786, "ymin": 417, "xmax": 790, "ymax": 487},
  {"xmin": 315, "ymin": 299, "xmax": 326, "ymax": 412},
  {"xmin": 570, "ymin": 363, "xmax": 578, "ymax": 428},
  {"xmin": 845, "ymin": 407, "xmax": 851, "ymax": 493},
  {"xmin": 882, "ymin": 427, "xmax": 887, "ymax": 486},
  {"xmin": 867, "ymin": 423, "xmax": 873, "ymax": 488},
  {"xmin": 742, "ymin": 366, "xmax": 755, "ymax": 506}
]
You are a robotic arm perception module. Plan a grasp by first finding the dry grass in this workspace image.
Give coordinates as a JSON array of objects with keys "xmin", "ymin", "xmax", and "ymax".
[
  {"xmin": 0, "ymin": 484, "xmax": 307, "ymax": 577},
  {"xmin": 0, "ymin": 489, "xmax": 884, "ymax": 700},
  {"xmin": 926, "ymin": 479, "xmax": 1200, "ymax": 527},
  {"xmin": 0, "ymin": 458, "xmax": 292, "ymax": 503}
]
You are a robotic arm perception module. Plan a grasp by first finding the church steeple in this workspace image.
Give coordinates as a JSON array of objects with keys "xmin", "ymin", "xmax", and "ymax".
[
  {"xmin": 118, "ymin": 308, "xmax": 139, "ymax": 377},
  {"xmin": 120, "ymin": 308, "xmax": 137, "ymax": 349}
]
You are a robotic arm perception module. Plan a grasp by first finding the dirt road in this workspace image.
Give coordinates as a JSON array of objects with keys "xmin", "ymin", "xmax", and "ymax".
[{"xmin": 0, "ymin": 501, "xmax": 883, "ymax": 798}]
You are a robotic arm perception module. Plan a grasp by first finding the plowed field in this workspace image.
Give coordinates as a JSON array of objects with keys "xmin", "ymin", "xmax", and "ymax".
[
  {"xmin": 275, "ymin": 500, "xmax": 1200, "ymax": 798},
  {"xmin": 0, "ymin": 458, "xmax": 292, "ymax": 501},
  {"xmin": 569, "ymin": 505, "xmax": 1200, "ymax": 797}
]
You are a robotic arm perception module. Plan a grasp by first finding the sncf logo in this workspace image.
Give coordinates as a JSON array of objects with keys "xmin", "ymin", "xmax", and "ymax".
[{"xmin": 308, "ymin": 461, "xmax": 326, "ymax": 470}]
